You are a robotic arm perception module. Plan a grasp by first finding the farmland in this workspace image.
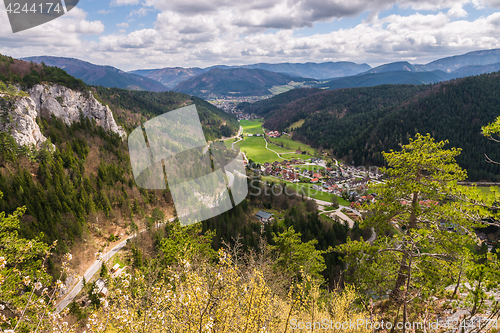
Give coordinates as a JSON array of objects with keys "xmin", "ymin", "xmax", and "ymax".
[
  {"xmin": 268, "ymin": 135, "xmax": 318, "ymax": 155},
  {"xmin": 236, "ymin": 119, "xmax": 315, "ymax": 164}
]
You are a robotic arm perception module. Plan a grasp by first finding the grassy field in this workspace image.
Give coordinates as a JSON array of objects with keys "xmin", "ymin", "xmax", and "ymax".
[
  {"xmin": 265, "ymin": 141, "xmax": 297, "ymax": 154},
  {"xmin": 288, "ymin": 119, "xmax": 305, "ymax": 130},
  {"xmin": 260, "ymin": 176, "xmax": 350, "ymax": 205},
  {"xmin": 238, "ymin": 137, "xmax": 283, "ymax": 164},
  {"xmin": 240, "ymin": 119, "xmax": 264, "ymax": 135},
  {"xmin": 237, "ymin": 119, "xmax": 316, "ymax": 164},
  {"xmin": 268, "ymin": 136, "xmax": 318, "ymax": 155}
]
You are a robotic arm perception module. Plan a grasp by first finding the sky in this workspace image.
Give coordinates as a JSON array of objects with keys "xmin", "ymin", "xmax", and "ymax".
[{"xmin": 1, "ymin": 0, "xmax": 500, "ymax": 71}]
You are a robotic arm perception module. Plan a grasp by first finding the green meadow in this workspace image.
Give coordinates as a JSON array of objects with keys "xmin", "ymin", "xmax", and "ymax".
[
  {"xmin": 268, "ymin": 135, "xmax": 318, "ymax": 155},
  {"xmin": 260, "ymin": 175, "xmax": 349, "ymax": 206},
  {"xmin": 238, "ymin": 137, "xmax": 283, "ymax": 164},
  {"xmin": 240, "ymin": 119, "xmax": 264, "ymax": 135},
  {"xmin": 237, "ymin": 118, "xmax": 316, "ymax": 164}
]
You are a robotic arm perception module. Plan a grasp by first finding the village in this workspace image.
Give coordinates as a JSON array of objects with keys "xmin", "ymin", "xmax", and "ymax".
[{"xmin": 258, "ymin": 157, "xmax": 383, "ymax": 206}]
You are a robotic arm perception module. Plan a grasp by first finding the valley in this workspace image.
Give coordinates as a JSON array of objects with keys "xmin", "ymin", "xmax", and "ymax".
[{"xmin": 2, "ymin": 47, "xmax": 500, "ymax": 332}]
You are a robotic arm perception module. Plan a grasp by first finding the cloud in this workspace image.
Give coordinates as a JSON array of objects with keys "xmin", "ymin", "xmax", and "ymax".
[
  {"xmin": 97, "ymin": 9, "xmax": 113, "ymax": 14},
  {"xmin": 1, "ymin": 0, "xmax": 500, "ymax": 72},
  {"xmin": 447, "ymin": 4, "xmax": 468, "ymax": 17},
  {"xmin": 111, "ymin": 0, "xmax": 141, "ymax": 6}
]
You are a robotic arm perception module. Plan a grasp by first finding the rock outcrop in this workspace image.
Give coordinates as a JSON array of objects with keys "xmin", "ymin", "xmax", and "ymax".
[
  {"xmin": 0, "ymin": 84, "xmax": 126, "ymax": 149},
  {"xmin": 0, "ymin": 93, "xmax": 49, "ymax": 149},
  {"xmin": 29, "ymin": 84, "xmax": 126, "ymax": 138}
]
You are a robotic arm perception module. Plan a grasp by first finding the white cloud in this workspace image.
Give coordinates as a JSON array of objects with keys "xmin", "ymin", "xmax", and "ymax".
[
  {"xmin": 111, "ymin": 0, "xmax": 141, "ymax": 6},
  {"xmin": 447, "ymin": 4, "xmax": 469, "ymax": 17},
  {"xmin": 97, "ymin": 9, "xmax": 113, "ymax": 14},
  {"xmin": 1, "ymin": 0, "xmax": 500, "ymax": 72}
]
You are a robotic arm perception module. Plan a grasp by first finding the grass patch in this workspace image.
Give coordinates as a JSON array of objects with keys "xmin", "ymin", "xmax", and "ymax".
[
  {"xmin": 268, "ymin": 135, "xmax": 318, "ymax": 155},
  {"xmin": 260, "ymin": 175, "xmax": 349, "ymax": 205},
  {"xmin": 237, "ymin": 137, "xmax": 283, "ymax": 164},
  {"xmin": 288, "ymin": 119, "xmax": 305, "ymax": 131},
  {"xmin": 240, "ymin": 119, "xmax": 264, "ymax": 135}
]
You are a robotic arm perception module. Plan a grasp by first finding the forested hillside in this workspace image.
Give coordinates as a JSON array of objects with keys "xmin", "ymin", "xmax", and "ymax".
[
  {"xmin": 0, "ymin": 55, "xmax": 238, "ymax": 256},
  {"xmin": 257, "ymin": 72, "xmax": 500, "ymax": 181}
]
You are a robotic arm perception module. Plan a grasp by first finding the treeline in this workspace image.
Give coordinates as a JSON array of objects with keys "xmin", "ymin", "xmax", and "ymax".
[
  {"xmin": 200, "ymin": 177, "xmax": 370, "ymax": 287},
  {"xmin": 0, "ymin": 115, "xmax": 169, "ymax": 253},
  {"xmin": 237, "ymin": 87, "xmax": 321, "ymax": 116},
  {"xmin": 93, "ymin": 86, "xmax": 238, "ymax": 139},
  {"xmin": 252, "ymin": 72, "xmax": 500, "ymax": 181},
  {"xmin": 0, "ymin": 53, "xmax": 86, "ymax": 90}
]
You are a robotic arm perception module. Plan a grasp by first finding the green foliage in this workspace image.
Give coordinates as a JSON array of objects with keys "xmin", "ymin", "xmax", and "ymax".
[
  {"xmin": 338, "ymin": 133, "xmax": 499, "ymax": 320},
  {"xmin": 160, "ymin": 221, "xmax": 216, "ymax": 265},
  {"xmin": 0, "ymin": 190, "xmax": 54, "ymax": 331},
  {"xmin": 269, "ymin": 226, "xmax": 331, "ymax": 282}
]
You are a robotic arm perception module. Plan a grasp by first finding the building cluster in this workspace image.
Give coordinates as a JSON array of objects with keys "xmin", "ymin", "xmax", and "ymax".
[
  {"xmin": 267, "ymin": 130, "xmax": 281, "ymax": 138},
  {"xmin": 259, "ymin": 158, "xmax": 384, "ymax": 200}
]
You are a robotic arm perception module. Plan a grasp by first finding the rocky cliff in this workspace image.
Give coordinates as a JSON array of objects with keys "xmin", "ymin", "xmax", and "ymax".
[
  {"xmin": 0, "ymin": 84, "xmax": 126, "ymax": 149},
  {"xmin": 0, "ymin": 92, "xmax": 49, "ymax": 148}
]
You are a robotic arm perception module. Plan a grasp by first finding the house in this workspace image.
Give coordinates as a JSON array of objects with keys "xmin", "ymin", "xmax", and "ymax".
[
  {"xmin": 111, "ymin": 264, "xmax": 120, "ymax": 274},
  {"xmin": 247, "ymin": 134, "xmax": 253, "ymax": 137},
  {"xmin": 313, "ymin": 173, "xmax": 322, "ymax": 179},
  {"xmin": 95, "ymin": 278, "xmax": 108, "ymax": 297},
  {"xmin": 311, "ymin": 178, "xmax": 319, "ymax": 183},
  {"xmin": 255, "ymin": 210, "xmax": 274, "ymax": 223}
]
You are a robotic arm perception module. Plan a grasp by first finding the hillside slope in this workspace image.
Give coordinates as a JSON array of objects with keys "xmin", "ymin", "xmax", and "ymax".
[
  {"xmin": 173, "ymin": 68, "xmax": 311, "ymax": 98},
  {"xmin": 257, "ymin": 72, "xmax": 500, "ymax": 181},
  {"xmin": 0, "ymin": 54, "xmax": 238, "ymax": 253},
  {"xmin": 129, "ymin": 67, "xmax": 206, "ymax": 88}
]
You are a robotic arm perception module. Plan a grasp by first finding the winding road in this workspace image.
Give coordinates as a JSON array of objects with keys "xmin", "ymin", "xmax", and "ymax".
[{"xmin": 55, "ymin": 217, "xmax": 176, "ymax": 313}]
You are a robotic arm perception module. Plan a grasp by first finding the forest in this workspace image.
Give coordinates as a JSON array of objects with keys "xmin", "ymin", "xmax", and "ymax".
[{"xmin": 250, "ymin": 72, "xmax": 500, "ymax": 181}]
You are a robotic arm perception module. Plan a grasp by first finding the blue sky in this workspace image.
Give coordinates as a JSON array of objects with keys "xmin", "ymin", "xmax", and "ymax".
[{"xmin": 1, "ymin": 0, "xmax": 500, "ymax": 70}]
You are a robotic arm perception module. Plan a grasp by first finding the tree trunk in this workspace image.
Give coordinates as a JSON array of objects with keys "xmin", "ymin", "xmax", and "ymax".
[
  {"xmin": 391, "ymin": 189, "xmax": 418, "ymax": 303},
  {"xmin": 390, "ymin": 253, "xmax": 410, "ymax": 304}
]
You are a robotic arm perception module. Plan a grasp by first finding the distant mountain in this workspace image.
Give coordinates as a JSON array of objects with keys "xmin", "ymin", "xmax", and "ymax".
[
  {"xmin": 316, "ymin": 70, "xmax": 451, "ymax": 90},
  {"xmin": 129, "ymin": 67, "xmax": 206, "ymax": 88},
  {"xmin": 238, "ymin": 62, "xmax": 371, "ymax": 79},
  {"xmin": 450, "ymin": 62, "xmax": 500, "ymax": 78},
  {"xmin": 23, "ymin": 56, "xmax": 168, "ymax": 92},
  {"xmin": 362, "ymin": 61, "xmax": 422, "ymax": 74},
  {"xmin": 416, "ymin": 49, "xmax": 500, "ymax": 72},
  {"xmin": 173, "ymin": 68, "xmax": 313, "ymax": 98}
]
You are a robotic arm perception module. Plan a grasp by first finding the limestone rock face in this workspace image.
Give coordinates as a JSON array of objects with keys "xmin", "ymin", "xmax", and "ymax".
[
  {"xmin": 0, "ymin": 93, "xmax": 49, "ymax": 149},
  {"xmin": 29, "ymin": 84, "xmax": 126, "ymax": 139},
  {"xmin": 0, "ymin": 84, "xmax": 126, "ymax": 149}
]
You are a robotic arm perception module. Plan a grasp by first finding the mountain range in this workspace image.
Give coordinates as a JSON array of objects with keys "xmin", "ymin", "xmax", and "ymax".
[
  {"xmin": 22, "ymin": 48, "xmax": 500, "ymax": 98},
  {"xmin": 23, "ymin": 56, "xmax": 168, "ymax": 92}
]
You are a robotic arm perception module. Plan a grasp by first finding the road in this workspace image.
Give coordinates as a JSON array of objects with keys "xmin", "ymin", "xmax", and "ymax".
[{"xmin": 55, "ymin": 217, "xmax": 176, "ymax": 313}]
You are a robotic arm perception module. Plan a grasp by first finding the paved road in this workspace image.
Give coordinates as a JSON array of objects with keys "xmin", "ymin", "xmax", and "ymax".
[{"xmin": 56, "ymin": 217, "xmax": 176, "ymax": 313}]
